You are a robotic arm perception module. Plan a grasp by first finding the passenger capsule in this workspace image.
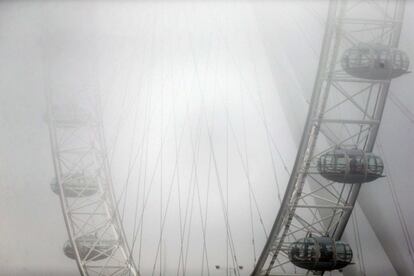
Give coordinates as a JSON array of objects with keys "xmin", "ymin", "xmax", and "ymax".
[
  {"xmin": 289, "ymin": 236, "xmax": 353, "ymax": 271},
  {"xmin": 63, "ymin": 235, "xmax": 117, "ymax": 261},
  {"xmin": 341, "ymin": 44, "xmax": 409, "ymax": 80},
  {"xmin": 317, "ymin": 148, "xmax": 383, "ymax": 183},
  {"xmin": 51, "ymin": 173, "xmax": 98, "ymax": 197}
]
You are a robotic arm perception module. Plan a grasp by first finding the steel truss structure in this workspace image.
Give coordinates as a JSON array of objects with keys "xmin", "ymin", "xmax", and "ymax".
[
  {"xmin": 45, "ymin": 1, "xmax": 407, "ymax": 275},
  {"xmin": 252, "ymin": 0, "xmax": 407, "ymax": 275},
  {"xmin": 46, "ymin": 89, "xmax": 139, "ymax": 276}
]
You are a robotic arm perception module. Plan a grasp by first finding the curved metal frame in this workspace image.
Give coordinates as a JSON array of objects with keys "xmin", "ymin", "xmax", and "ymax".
[
  {"xmin": 46, "ymin": 89, "xmax": 139, "ymax": 276},
  {"xmin": 252, "ymin": 0, "xmax": 407, "ymax": 275},
  {"xmin": 44, "ymin": 1, "xmax": 407, "ymax": 275}
]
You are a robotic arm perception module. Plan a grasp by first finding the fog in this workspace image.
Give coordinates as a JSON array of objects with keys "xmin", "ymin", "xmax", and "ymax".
[{"xmin": 0, "ymin": 1, "xmax": 413, "ymax": 276}]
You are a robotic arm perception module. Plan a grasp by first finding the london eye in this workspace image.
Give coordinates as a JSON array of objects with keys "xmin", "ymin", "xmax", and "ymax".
[{"xmin": 39, "ymin": 1, "xmax": 412, "ymax": 275}]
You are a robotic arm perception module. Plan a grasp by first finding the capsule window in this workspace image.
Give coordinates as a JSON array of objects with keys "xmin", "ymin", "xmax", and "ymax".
[
  {"xmin": 320, "ymin": 243, "xmax": 334, "ymax": 261},
  {"xmin": 394, "ymin": 52, "xmax": 402, "ymax": 67},
  {"xmin": 324, "ymin": 155, "xmax": 334, "ymax": 171},
  {"xmin": 376, "ymin": 157, "xmax": 384, "ymax": 172},
  {"xmin": 367, "ymin": 156, "xmax": 377, "ymax": 172},
  {"xmin": 347, "ymin": 154, "xmax": 359, "ymax": 171},
  {"xmin": 379, "ymin": 50, "xmax": 388, "ymax": 60},
  {"xmin": 336, "ymin": 242, "xmax": 353, "ymax": 262},
  {"xmin": 296, "ymin": 239, "xmax": 316, "ymax": 260},
  {"xmin": 345, "ymin": 244, "xmax": 353, "ymax": 261},
  {"xmin": 335, "ymin": 154, "xmax": 347, "ymax": 172},
  {"xmin": 336, "ymin": 242, "xmax": 346, "ymax": 260},
  {"xmin": 348, "ymin": 50, "xmax": 360, "ymax": 66}
]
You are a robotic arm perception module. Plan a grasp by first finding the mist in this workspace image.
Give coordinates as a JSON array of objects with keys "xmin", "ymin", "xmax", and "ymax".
[{"xmin": 1, "ymin": 1, "xmax": 413, "ymax": 276}]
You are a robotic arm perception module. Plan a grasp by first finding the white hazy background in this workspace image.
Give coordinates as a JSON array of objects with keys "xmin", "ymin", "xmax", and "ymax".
[{"xmin": 1, "ymin": 1, "xmax": 413, "ymax": 276}]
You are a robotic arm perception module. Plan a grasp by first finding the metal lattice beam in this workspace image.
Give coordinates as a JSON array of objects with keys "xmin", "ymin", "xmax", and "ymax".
[
  {"xmin": 46, "ymin": 89, "xmax": 139, "ymax": 276},
  {"xmin": 252, "ymin": 0, "xmax": 407, "ymax": 275}
]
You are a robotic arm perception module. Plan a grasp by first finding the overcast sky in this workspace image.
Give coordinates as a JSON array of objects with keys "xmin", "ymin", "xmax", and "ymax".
[{"xmin": 0, "ymin": 1, "xmax": 413, "ymax": 276}]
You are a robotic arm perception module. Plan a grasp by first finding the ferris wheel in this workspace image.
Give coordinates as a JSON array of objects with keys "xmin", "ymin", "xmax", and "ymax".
[
  {"xmin": 44, "ymin": 0, "xmax": 410, "ymax": 276},
  {"xmin": 252, "ymin": 0, "xmax": 409, "ymax": 275},
  {"xmin": 46, "ymin": 89, "xmax": 138, "ymax": 276}
]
